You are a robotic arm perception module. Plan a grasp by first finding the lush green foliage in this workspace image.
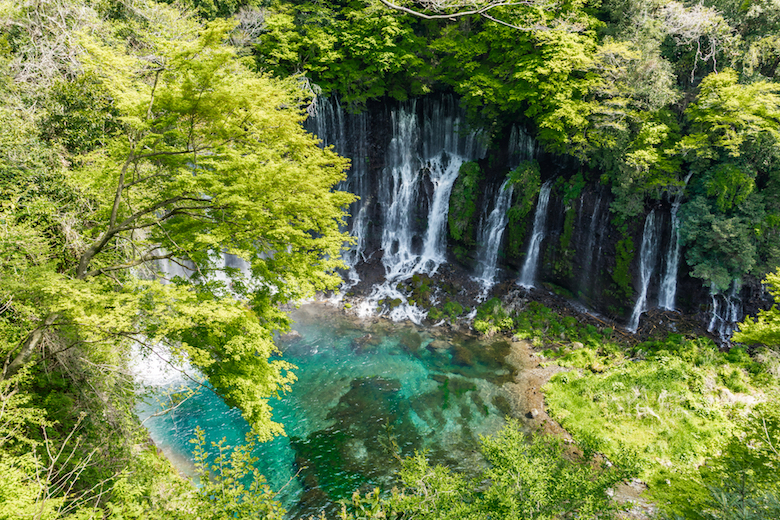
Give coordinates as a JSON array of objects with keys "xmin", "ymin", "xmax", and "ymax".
[
  {"xmin": 678, "ymin": 70, "xmax": 780, "ymax": 290},
  {"xmin": 339, "ymin": 419, "xmax": 635, "ymax": 520},
  {"xmin": 0, "ymin": 0, "xmax": 353, "ymax": 515},
  {"xmin": 735, "ymin": 269, "xmax": 780, "ymax": 347},
  {"xmin": 505, "ymin": 160, "xmax": 541, "ymax": 261},
  {"xmin": 658, "ymin": 401, "xmax": 780, "ymax": 519},
  {"xmin": 4, "ymin": 9, "xmax": 353, "ymax": 435},
  {"xmin": 257, "ymin": 0, "xmax": 430, "ymax": 108},
  {"xmin": 447, "ymin": 161, "xmax": 483, "ymax": 246},
  {"xmin": 160, "ymin": 0, "xmax": 262, "ymax": 20},
  {"xmin": 542, "ymin": 334, "xmax": 780, "ymax": 514},
  {"xmin": 473, "ymin": 298, "xmax": 514, "ymax": 336},
  {"xmin": 611, "ymin": 229, "xmax": 636, "ymax": 303}
]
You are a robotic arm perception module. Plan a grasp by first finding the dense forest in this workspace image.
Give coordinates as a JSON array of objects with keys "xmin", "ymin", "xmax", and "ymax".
[{"xmin": 2, "ymin": 0, "xmax": 780, "ymax": 518}]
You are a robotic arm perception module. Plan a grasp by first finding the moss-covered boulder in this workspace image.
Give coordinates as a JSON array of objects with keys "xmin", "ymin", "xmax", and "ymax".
[{"xmin": 448, "ymin": 161, "xmax": 483, "ymax": 247}]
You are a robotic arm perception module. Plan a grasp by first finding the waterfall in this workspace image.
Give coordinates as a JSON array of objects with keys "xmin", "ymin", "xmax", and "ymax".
[
  {"xmin": 583, "ymin": 193, "xmax": 602, "ymax": 277},
  {"xmin": 574, "ymin": 191, "xmax": 610, "ymax": 303},
  {"xmin": 360, "ymin": 97, "xmax": 487, "ymax": 322},
  {"xmin": 628, "ymin": 210, "xmax": 662, "ymax": 332},
  {"xmin": 517, "ymin": 180, "xmax": 553, "ymax": 288},
  {"xmin": 658, "ymin": 173, "xmax": 692, "ymax": 311},
  {"xmin": 309, "ymin": 96, "xmax": 347, "ymax": 153},
  {"xmin": 507, "ymin": 125, "xmax": 536, "ymax": 168},
  {"xmin": 306, "ymin": 97, "xmax": 371, "ymax": 287},
  {"xmin": 381, "ymin": 98, "xmax": 487, "ymax": 278},
  {"xmin": 380, "ymin": 102, "xmax": 424, "ymax": 279},
  {"xmin": 708, "ymin": 281, "xmax": 743, "ymax": 342},
  {"xmin": 657, "ymin": 201, "xmax": 682, "ymax": 311},
  {"xmin": 474, "ymin": 178, "xmax": 515, "ymax": 294},
  {"xmin": 342, "ymin": 111, "xmax": 370, "ymax": 271}
]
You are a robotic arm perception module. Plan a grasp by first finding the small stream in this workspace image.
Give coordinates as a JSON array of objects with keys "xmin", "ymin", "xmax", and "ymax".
[{"xmin": 137, "ymin": 303, "xmax": 523, "ymax": 518}]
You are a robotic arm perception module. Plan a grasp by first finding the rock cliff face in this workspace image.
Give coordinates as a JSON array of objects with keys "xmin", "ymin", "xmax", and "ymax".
[{"xmin": 306, "ymin": 94, "xmax": 768, "ymax": 337}]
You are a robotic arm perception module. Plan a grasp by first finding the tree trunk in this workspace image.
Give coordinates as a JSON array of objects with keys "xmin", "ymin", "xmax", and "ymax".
[{"xmin": 3, "ymin": 314, "xmax": 59, "ymax": 380}]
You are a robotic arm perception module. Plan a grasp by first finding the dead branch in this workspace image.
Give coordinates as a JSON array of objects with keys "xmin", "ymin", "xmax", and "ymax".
[{"xmin": 377, "ymin": 0, "xmax": 549, "ymax": 31}]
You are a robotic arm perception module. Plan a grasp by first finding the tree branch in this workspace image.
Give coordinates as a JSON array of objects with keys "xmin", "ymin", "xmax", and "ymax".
[
  {"xmin": 123, "ymin": 171, "xmax": 169, "ymax": 189},
  {"xmin": 377, "ymin": 0, "xmax": 550, "ymax": 30},
  {"xmin": 377, "ymin": 0, "xmax": 530, "ymax": 20},
  {"xmin": 140, "ymin": 387, "xmax": 200, "ymax": 426},
  {"xmin": 76, "ymin": 195, "xmax": 213, "ymax": 279},
  {"xmin": 3, "ymin": 314, "xmax": 60, "ymax": 380},
  {"xmin": 109, "ymin": 153, "xmax": 135, "ymax": 230},
  {"xmin": 82, "ymin": 252, "xmax": 177, "ymax": 278}
]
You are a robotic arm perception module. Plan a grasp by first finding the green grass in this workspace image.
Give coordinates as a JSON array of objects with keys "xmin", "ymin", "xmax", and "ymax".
[
  {"xmin": 542, "ymin": 334, "xmax": 778, "ymax": 506},
  {"xmin": 471, "ymin": 301, "xmax": 779, "ymax": 495},
  {"xmin": 471, "ymin": 299, "xmax": 780, "ymax": 511}
]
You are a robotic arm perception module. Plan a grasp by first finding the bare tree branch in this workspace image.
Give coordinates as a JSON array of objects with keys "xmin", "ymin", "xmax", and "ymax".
[
  {"xmin": 140, "ymin": 387, "xmax": 200, "ymax": 426},
  {"xmin": 82, "ymin": 252, "xmax": 176, "ymax": 278},
  {"xmin": 378, "ymin": 0, "xmax": 526, "ymax": 19},
  {"xmin": 377, "ymin": 0, "xmax": 550, "ymax": 30}
]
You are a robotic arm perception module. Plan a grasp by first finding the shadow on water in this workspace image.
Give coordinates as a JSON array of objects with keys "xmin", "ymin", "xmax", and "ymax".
[{"xmin": 138, "ymin": 303, "xmax": 523, "ymax": 519}]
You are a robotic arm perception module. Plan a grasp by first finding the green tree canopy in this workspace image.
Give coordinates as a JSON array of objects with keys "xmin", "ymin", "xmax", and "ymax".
[
  {"xmin": 734, "ymin": 269, "xmax": 780, "ymax": 347},
  {"xmin": 677, "ymin": 70, "xmax": 780, "ymax": 290},
  {"xmin": 1, "ymin": 14, "xmax": 354, "ymax": 438}
]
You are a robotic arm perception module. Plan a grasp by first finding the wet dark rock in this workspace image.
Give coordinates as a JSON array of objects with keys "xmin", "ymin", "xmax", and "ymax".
[
  {"xmin": 347, "ymin": 376, "xmax": 401, "ymax": 393},
  {"xmin": 459, "ymin": 402, "xmax": 473, "ymax": 422},
  {"xmin": 474, "ymin": 340, "xmax": 511, "ymax": 367},
  {"xmin": 470, "ymin": 391, "xmax": 489, "ymax": 416},
  {"xmin": 449, "ymin": 377, "xmax": 477, "ymax": 398},
  {"xmin": 427, "ymin": 339, "xmax": 451, "ymax": 351},
  {"xmin": 430, "ymin": 373, "xmax": 448, "ymax": 384}
]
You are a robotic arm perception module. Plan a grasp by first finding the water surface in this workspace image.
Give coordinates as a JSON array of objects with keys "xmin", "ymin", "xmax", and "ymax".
[{"xmin": 138, "ymin": 303, "xmax": 520, "ymax": 517}]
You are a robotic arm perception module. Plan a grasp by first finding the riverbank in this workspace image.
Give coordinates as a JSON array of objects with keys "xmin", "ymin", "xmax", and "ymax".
[{"xmin": 316, "ymin": 283, "xmax": 779, "ymax": 519}]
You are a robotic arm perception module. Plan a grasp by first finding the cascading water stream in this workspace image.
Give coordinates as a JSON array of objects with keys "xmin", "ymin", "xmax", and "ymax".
[
  {"xmin": 658, "ymin": 173, "xmax": 692, "ymax": 311},
  {"xmin": 309, "ymin": 97, "xmax": 347, "ymax": 153},
  {"xmin": 708, "ymin": 281, "xmax": 743, "ymax": 343},
  {"xmin": 583, "ymin": 193, "xmax": 602, "ymax": 278},
  {"xmin": 306, "ymin": 97, "xmax": 371, "ymax": 290},
  {"xmin": 507, "ymin": 125, "xmax": 536, "ymax": 168},
  {"xmin": 380, "ymin": 103, "xmax": 424, "ymax": 280},
  {"xmin": 628, "ymin": 210, "xmax": 661, "ymax": 332},
  {"xmin": 474, "ymin": 178, "xmax": 514, "ymax": 296},
  {"xmin": 347, "ymin": 112, "xmax": 370, "ymax": 267},
  {"xmin": 657, "ymin": 202, "xmax": 682, "ymax": 311},
  {"xmin": 415, "ymin": 157, "xmax": 463, "ymax": 272},
  {"xmin": 355, "ymin": 98, "xmax": 487, "ymax": 322},
  {"xmin": 517, "ymin": 180, "xmax": 553, "ymax": 288}
]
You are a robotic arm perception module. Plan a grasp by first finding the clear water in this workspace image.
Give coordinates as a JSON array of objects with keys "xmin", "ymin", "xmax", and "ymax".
[
  {"xmin": 518, "ymin": 180, "xmax": 553, "ymax": 288},
  {"xmin": 137, "ymin": 304, "xmax": 518, "ymax": 518},
  {"xmin": 475, "ymin": 177, "xmax": 514, "ymax": 295},
  {"xmin": 628, "ymin": 210, "xmax": 661, "ymax": 332}
]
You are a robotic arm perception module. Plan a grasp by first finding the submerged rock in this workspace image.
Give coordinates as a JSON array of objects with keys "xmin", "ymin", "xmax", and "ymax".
[
  {"xmin": 350, "ymin": 333, "xmax": 379, "ymax": 354},
  {"xmin": 399, "ymin": 330, "xmax": 423, "ymax": 353},
  {"xmin": 277, "ymin": 330, "xmax": 302, "ymax": 344},
  {"xmin": 427, "ymin": 339, "xmax": 451, "ymax": 351},
  {"xmin": 492, "ymin": 394, "xmax": 513, "ymax": 416},
  {"xmin": 452, "ymin": 344, "xmax": 475, "ymax": 367}
]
